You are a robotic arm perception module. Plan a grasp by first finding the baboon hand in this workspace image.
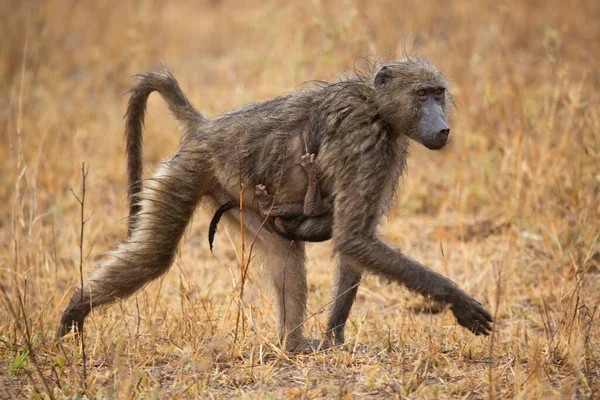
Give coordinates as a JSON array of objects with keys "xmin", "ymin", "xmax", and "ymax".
[
  {"xmin": 254, "ymin": 184, "xmax": 268, "ymax": 197},
  {"xmin": 449, "ymin": 295, "xmax": 493, "ymax": 335},
  {"xmin": 299, "ymin": 153, "xmax": 316, "ymax": 172},
  {"xmin": 254, "ymin": 184, "xmax": 272, "ymax": 217}
]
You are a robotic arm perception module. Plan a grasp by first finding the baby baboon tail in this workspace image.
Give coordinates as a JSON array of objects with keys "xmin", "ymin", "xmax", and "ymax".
[{"xmin": 208, "ymin": 202, "xmax": 235, "ymax": 252}]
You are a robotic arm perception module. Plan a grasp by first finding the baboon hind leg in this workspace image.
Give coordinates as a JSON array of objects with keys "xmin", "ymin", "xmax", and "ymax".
[
  {"xmin": 266, "ymin": 237, "xmax": 310, "ymax": 351},
  {"xmin": 57, "ymin": 148, "xmax": 209, "ymax": 337},
  {"xmin": 255, "ymin": 231, "xmax": 312, "ymax": 352},
  {"xmin": 326, "ymin": 256, "xmax": 362, "ymax": 345},
  {"xmin": 207, "ymin": 196, "xmax": 313, "ymax": 353}
]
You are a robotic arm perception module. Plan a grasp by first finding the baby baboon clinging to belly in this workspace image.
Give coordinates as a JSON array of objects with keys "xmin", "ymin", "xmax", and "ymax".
[
  {"xmin": 57, "ymin": 58, "xmax": 492, "ymax": 352},
  {"xmin": 208, "ymin": 153, "xmax": 333, "ymax": 252}
]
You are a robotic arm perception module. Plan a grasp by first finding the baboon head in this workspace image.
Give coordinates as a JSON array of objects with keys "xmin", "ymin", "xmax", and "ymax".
[{"xmin": 373, "ymin": 58, "xmax": 452, "ymax": 150}]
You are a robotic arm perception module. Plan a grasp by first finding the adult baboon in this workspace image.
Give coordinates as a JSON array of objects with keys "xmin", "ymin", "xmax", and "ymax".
[
  {"xmin": 57, "ymin": 59, "xmax": 492, "ymax": 351},
  {"xmin": 208, "ymin": 153, "xmax": 333, "ymax": 252}
]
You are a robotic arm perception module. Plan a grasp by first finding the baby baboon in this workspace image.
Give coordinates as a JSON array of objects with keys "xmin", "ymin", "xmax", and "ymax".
[
  {"xmin": 208, "ymin": 153, "xmax": 332, "ymax": 251},
  {"xmin": 57, "ymin": 59, "xmax": 492, "ymax": 352}
]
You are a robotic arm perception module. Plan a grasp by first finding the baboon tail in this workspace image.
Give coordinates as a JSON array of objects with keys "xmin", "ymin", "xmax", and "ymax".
[
  {"xmin": 208, "ymin": 202, "xmax": 235, "ymax": 252},
  {"xmin": 125, "ymin": 70, "xmax": 208, "ymax": 236}
]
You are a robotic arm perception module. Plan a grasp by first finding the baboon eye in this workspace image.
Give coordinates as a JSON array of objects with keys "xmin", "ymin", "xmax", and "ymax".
[
  {"xmin": 434, "ymin": 88, "xmax": 443, "ymax": 95},
  {"xmin": 417, "ymin": 89, "xmax": 426, "ymax": 96}
]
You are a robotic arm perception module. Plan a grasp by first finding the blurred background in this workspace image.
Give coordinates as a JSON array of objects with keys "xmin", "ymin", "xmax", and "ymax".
[{"xmin": 1, "ymin": 0, "xmax": 599, "ymax": 398}]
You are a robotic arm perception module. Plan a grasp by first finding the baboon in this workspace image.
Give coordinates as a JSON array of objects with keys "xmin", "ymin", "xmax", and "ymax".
[
  {"xmin": 208, "ymin": 153, "xmax": 332, "ymax": 252},
  {"xmin": 57, "ymin": 59, "xmax": 493, "ymax": 352}
]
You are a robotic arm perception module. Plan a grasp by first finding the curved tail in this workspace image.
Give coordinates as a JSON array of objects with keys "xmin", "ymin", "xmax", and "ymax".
[
  {"xmin": 208, "ymin": 202, "xmax": 235, "ymax": 252},
  {"xmin": 125, "ymin": 70, "xmax": 208, "ymax": 235}
]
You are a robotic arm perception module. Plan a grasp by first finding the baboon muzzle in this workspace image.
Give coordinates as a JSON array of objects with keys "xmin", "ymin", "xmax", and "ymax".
[{"xmin": 418, "ymin": 105, "xmax": 450, "ymax": 150}]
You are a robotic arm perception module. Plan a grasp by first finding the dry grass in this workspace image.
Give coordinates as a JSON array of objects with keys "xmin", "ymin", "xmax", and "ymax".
[{"xmin": 1, "ymin": 0, "xmax": 599, "ymax": 398}]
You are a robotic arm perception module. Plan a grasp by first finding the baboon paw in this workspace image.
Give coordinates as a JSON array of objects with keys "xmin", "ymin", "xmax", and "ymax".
[
  {"xmin": 56, "ymin": 307, "xmax": 86, "ymax": 339},
  {"xmin": 290, "ymin": 338, "xmax": 332, "ymax": 353},
  {"xmin": 299, "ymin": 153, "xmax": 316, "ymax": 170},
  {"xmin": 254, "ymin": 184, "xmax": 269, "ymax": 197},
  {"xmin": 254, "ymin": 184, "xmax": 272, "ymax": 216},
  {"xmin": 450, "ymin": 296, "xmax": 493, "ymax": 336}
]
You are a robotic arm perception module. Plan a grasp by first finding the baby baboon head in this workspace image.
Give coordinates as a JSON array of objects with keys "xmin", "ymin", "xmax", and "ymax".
[{"xmin": 373, "ymin": 58, "xmax": 453, "ymax": 150}]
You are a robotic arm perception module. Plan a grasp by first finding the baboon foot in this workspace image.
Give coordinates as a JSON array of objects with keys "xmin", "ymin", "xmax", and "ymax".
[
  {"xmin": 254, "ymin": 184, "xmax": 272, "ymax": 217},
  {"xmin": 449, "ymin": 294, "xmax": 493, "ymax": 335},
  {"xmin": 289, "ymin": 337, "xmax": 333, "ymax": 354},
  {"xmin": 56, "ymin": 305, "xmax": 88, "ymax": 339},
  {"xmin": 299, "ymin": 153, "xmax": 316, "ymax": 172}
]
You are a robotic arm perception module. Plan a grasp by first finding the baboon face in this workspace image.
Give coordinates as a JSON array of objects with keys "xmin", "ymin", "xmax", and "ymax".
[{"xmin": 374, "ymin": 59, "xmax": 451, "ymax": 150}]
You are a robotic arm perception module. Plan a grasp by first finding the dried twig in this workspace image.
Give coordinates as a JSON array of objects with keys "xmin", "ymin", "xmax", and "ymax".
[{"xmin": 69, "ymin": 162, "xmax": 90, "ymax": 386}]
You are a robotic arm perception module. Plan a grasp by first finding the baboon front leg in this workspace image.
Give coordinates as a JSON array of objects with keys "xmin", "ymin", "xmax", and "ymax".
[
  {"xmin": 330, "ymin": 139, "xmax": 493, "ymax": 337},
  {"xmin": 57, "ymin": 148, "xmax": 209, "ymax": 337},
  {"xmin": 338, "ymin": 238, "xmax": 493, "ymax": 335},
  {"xmin": 326, "ymin": 256, "xmax": 362, "ymax": 345}
]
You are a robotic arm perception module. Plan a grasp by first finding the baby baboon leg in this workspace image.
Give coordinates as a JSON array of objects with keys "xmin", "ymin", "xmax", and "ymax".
[
  {"xmin": 299, "ymin": 153, "xmax": 323, "ymax": 216},
  {"xmin": 326, "ymin": 256, "xmax": 362, "ymax": 344},
  {"xmin": 57, "ymin": 148, "xmax": 209, "ymax": 337},
  {"xmin": 277, "ymin": 215, "xmax": 333, "ymax": 242}
]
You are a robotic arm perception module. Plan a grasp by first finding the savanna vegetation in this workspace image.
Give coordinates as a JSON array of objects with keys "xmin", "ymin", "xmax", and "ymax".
[{"xmin": 1, "ymin": 0, "xmax": 599, "ymax": 398}]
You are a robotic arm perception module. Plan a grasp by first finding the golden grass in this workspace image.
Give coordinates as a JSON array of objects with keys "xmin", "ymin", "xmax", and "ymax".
[{"xmin": 1, "ymin": 0, "xmax": 599, "ymax": 398}]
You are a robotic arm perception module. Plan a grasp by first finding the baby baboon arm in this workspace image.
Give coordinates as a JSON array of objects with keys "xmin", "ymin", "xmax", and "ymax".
[
  {"xmin": 331, "ymin": 139, "xmax": 492, "ymax": 336},
  {"xmin": 254, "ymin": 184, "xmax": 306, "ymax": 218}
]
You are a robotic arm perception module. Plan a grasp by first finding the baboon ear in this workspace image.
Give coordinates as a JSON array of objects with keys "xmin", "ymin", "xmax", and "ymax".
[{"xmin": 374, "ymin": 66, "xmax": 392, "ymax": 90}]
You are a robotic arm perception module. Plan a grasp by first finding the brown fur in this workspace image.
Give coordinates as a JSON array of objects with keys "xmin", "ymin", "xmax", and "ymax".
[
  {"xmin": 209, "ymin": 153, "xmax": 333, "ymax": 251},
  {"xmin": 57, "ymin": 59, "xmax": 492, "ymax": 352}
]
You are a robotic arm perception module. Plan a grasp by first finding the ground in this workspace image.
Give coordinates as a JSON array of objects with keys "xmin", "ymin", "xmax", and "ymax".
[{"xmin": 1, "ymin": 0, "xmax": 599, "ymax": 398}]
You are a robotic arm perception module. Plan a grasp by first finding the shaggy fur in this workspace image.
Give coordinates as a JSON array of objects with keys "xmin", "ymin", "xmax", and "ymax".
[{"xmin": 58, "ymin": 59, "xmax": 492, "ymax": 351}]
